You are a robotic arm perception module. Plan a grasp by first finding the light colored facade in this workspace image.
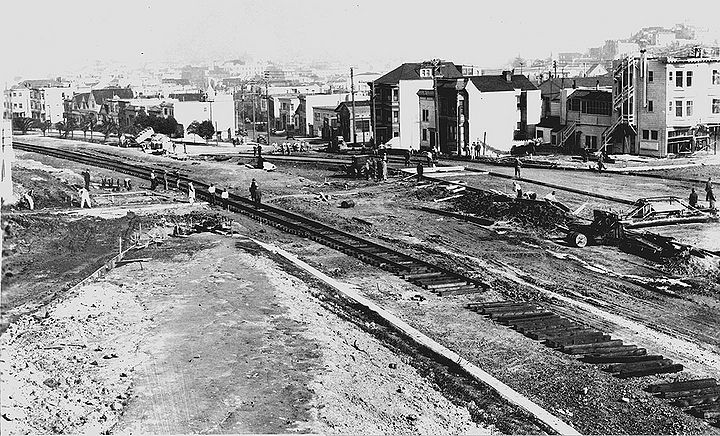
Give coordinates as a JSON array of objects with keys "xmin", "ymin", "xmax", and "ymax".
[
  {"xmin": 464, "ymin": 83, "xmax": 518, "ymax": 153},
  {"xmin": 398, "ymin": 78, "xmax": 433, "ymax": 150},
  {"xmin": 173, "ymin": 94, "xmax": 234, "ymax": 139},
  {"xmin": 6, "ymin": 87, "xmax": 30, "ymax": 118},
  {"xmin": 612, "ymin": 53, "xmax": 720, "ymax": 156},
  {"xmin": 304, "ymin": 93, "xmax": 352, "ymax": 135},
  {"xmin": 44, "ymin": 87, "xmax": 74, "ymax": 123}
]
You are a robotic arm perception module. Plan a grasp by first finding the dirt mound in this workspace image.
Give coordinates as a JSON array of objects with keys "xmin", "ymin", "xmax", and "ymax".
[{"xmin": 454, "ymin": 192, "xmax": 570, "ymax": 230}]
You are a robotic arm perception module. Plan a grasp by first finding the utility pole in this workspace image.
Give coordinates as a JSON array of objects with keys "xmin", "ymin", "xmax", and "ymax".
[
  {"xmin": 431, "ymin": 59, "xmax": 441, "ymax": 154},
  {"xmin": 350, "ymin": 67, "xmax": 356, "ymax": 144},
  {"xmin": 371, "ymin": 80, "xmax": 377, "ymax": 145},
  {"xmin": 265, "ymin": 80, "xmax": 271, "ymax": 141},
  {"xmin": 252, "ymin": 90, "xmax": 257, "ymax": 141}
]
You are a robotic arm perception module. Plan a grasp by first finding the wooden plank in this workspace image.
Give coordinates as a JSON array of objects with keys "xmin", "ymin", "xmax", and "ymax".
[{"xmin": 647, "ymin": 378, "xmax": 718, "ymax": 393}]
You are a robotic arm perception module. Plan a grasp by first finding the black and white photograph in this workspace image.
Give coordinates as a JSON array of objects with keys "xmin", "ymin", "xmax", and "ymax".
[{"xmin": 2, "ymin": 0, "xmax": 720, "ymax": 434}]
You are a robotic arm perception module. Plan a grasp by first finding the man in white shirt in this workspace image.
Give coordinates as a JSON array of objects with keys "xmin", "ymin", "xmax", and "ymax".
[{"xmin": 544, "ymin": 190, "xmax": 557, "ymax": 202}]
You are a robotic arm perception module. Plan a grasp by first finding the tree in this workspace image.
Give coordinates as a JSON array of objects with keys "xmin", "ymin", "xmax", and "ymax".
[
  {"xmin": 155, "ymin": 116, "xmax": 178, "ymax": 136},
  {"xmin": 88, "ymin": 113, "xmax": 97, "ymax": 141},
  {"xmin": 39, "ymin": 120, "xmax": 51, "ymax": 136},
  {"xmin": 13, "ymin": 117, "xmax": 36, "ymax": 134},
  {"xmin": 100, "ymin": 116, "xmax": 119, "ymax": 142},
  {"xmin": 187, "ymin": 120, "xmax": 215, "ymax": 140},
  {"xmin": 79, "ymin": 114, "xmax": 91, "ymax": 140},
  {"xmin": 64, "ymin": 117, "xmax": 77, "ymax": 138},
  {"xmin": 54, "ymin": 121, "xmax": 65, "ymax": 136}
]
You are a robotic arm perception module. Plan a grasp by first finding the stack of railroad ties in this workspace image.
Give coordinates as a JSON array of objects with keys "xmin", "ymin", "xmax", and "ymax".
[{"xmin": 468, "ymin": 300, "xmax": 720, "ymax": 426}]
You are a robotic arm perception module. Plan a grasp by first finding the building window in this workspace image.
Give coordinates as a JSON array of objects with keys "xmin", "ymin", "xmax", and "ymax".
[
  {"xmin": 393, "ymin": 131, "xmax": 399, "ymax": 137},
  {"xmin": 392, "ymin": 89, "xmax": 398, "ymax": 102},
  {"xmin": 669, "ymin": 71, "xmax": 673, "ymax": 83},
  {"xmin": 422, "ymin": 109, "xmax": 429, "ymax": 122},
  {"xmin": 669, "ymin": 101, "xmax": 673, "ymax": 113},
  {"xmin": 676, "ymin": 71, "xmax": 683, "ymax": 87},
  {"xmin": 651, "ymin": 130, "xmax": 659, "ymax": 140},
  {"xmin": 714, "ymin": 70, "xmax": 720, "ymax": 85},
  {"xmin": 687, "ymin": 71, "xmax": 693, "ymax": 87},
  {"xmin": 585, "ymin": 135, "xmax": 598, "ymax": 148},
  {"xmin": 422, "ymin": 128, "xmax": 428, "ymax": 141},
  {"xmin": 642, "ymin": 129, "xmax": 650, "ymax": 140},
  {"xmin": 675, "ymin": 100, "xmax": 683, "ymax": 117},
  {"xmin": 648, "ymin": 71, "xmax": 654, "ymax": 82},
  {"xmin": 392, "ymin": 110, "xmax": 399, "ymax": 123},
  {"xmin": 713, "ymin": 99, "xmax": 720, "ymax": 114},
  {"xmin": 648, "ymin": 100, "xmax": 654, "ymax": 112},
  {"xmin": 686, "ymin": 100, "xmax": 693, "ymax": 116}
]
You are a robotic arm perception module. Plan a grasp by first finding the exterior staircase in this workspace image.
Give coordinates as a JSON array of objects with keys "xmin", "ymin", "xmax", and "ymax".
[{"xmin": 558, "ymin": 121, "xmax": 577, "ymax": 149}]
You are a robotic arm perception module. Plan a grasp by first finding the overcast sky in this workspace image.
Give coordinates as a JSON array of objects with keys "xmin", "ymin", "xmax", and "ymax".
[{"xmin": 3, "ymin": 0, "xmax": 720, "ymax": 82}]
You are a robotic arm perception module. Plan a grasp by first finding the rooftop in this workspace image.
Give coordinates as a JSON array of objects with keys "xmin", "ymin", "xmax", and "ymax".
[{"xmin": 374, "ymin": 62, "xmax": 463, "ymax": 85}]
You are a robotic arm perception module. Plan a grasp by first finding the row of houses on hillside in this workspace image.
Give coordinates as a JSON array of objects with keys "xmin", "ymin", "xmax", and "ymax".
[{"xmin": 370, "ymin": 61, "xmax": 541, "ymax": 155}]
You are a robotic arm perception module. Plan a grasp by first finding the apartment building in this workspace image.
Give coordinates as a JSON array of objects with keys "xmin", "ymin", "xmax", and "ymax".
[
  {"xmin": 372, "ymin": 61, "xmax": 540, "ymax": 154},
  {"xmin": 611, "ymin": 50, "xmax": 720, "ymax": 157},
  {"xmin": 336, "ymin": 101, "xmax": 372, "ymax": 144}
]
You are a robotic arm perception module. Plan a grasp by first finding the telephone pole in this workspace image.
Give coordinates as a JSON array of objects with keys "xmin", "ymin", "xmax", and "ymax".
[
  {"xmin": 350, "ymin": 67, "xmax": 356, "ymax": 144},
  {"xmin": 265, "ymin": 80, "xmax": 271, "ymax": 140}
]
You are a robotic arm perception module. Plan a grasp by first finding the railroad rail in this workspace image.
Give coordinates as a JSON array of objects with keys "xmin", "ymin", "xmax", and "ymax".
[{"xmin": 13, "ymin": 141, "xmax": 488, "ymax": 296}]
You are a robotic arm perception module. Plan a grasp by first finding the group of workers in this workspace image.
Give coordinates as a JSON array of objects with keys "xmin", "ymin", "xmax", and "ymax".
[
  {"xmin": 512, "ymin": 180, "xmax": 557, "ymax": 202},
  {"xmin": 347, "ymin": 154, "xmax": 390, "ymax": 181}
]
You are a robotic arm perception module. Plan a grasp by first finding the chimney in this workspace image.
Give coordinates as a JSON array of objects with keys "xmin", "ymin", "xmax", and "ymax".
[
  {"xmin": 503, "ymin": 70, "xmax": 512, "ymax": 82},
  {"xmin": 572, "ymin": 79, "xmax": 576, "ymax": 89}
]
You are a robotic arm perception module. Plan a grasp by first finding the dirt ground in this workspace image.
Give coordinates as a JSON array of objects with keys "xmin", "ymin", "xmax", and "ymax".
[
  {"xmin": 1, "ymin": 234, "xmax": 492, "ymax": 434},
  {"xmin": 4, "ymin": 135, "xmax": 720, "ymax": 434}
]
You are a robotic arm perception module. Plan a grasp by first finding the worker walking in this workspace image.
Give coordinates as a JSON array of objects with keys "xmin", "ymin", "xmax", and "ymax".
[
  {"xmin": 187, "ymin": 181, "xmax": 196, "ymax": 204},
  {"xmin": 79, "ymin": 187, "xmax": 92, "ymax": 208},
  {"xmin": 597, "ymin": 152, "xmax": 606, "ymax": 173},
  {"xmin": 514, "ymin": 158, "xmax": 522, "ymax": 178},
  {"xmin": 689, "ymin": 187, "xmax": 699, "ymax": 208},
  {"xmin": 249, "ymin": 178, "xmax": 261, "ymax": 203}
]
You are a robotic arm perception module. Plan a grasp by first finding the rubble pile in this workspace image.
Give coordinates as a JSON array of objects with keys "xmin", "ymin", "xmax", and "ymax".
[{"xmin": 454, "ymin": 192, "xmax": 570, "ymax": 229}]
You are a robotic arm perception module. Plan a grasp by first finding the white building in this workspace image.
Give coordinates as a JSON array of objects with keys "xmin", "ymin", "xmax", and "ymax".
[
  {"xmin": 304, "ymin": 93, "xmax": 353, "ymax": 135},
  {"xmin": 1, "ymin": 118, "xmax": 13, "ymax": 203},
  {"xmin": 173, "ymin": 93, "xmax": 235, "ymax": 139}
]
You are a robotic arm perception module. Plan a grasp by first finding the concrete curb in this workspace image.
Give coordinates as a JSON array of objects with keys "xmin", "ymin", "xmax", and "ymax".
[{"xmin": 252, "ymin": 238, "xmax": 581, "ymax": 435}]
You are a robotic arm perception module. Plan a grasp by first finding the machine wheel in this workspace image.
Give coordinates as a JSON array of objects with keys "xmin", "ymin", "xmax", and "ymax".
[{"xmin": 567, "ymin": 231, "xmax": 588, "ymax": 248}]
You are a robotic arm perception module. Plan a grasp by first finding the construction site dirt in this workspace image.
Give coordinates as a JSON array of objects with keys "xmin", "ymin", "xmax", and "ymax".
[{"xmin": 2, "ymin": 135, "xmax": 720, "ymax": 434}]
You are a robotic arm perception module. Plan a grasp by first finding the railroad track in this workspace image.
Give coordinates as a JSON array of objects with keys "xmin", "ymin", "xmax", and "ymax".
[
  {"xmin": 13, "ymin": 141, "xmax": 488, "ymax": 296},
  {"xmin": 15, "ymin": 140, "xmax": 719, "ymax": 429},
  {"xmin": 468, "ymin": 300, "xmax": 719, "ymax": 427}
]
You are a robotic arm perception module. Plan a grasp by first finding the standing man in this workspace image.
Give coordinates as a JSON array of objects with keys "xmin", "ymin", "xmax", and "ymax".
[
  {"xmin": 364, "ymin": 159, "xmax": 371, "ymax": 181},
  {"xmin": 689, "ymin": 187, "xmax": 699, "ymax": 208},
  {"xmin": 82, "ymin": 169, "xmax": 91, "ymax": 190},
  {"xmin": 380, "ymin": 154, "xmax": 388, "ymax": 181},
  {"xmin": 221, "ymin": 188, "xmax": 230, "ymax": 210},
  {"xmin": 597, "ymin": 152, "xmax": 606, "ymax": 173},
  {"xmin": 416, "ymin": 162, "xmax": 424, "ymax": 183},
  {"xmin": 706, "ymin": 178, "xmax": 716, "ymax": 210},
  {"xmin": 149, "ymin": 170, "xmax": 157, "ymax": 190},
  {"xmin": 162, "ymin": 169, "xmax": 169, "ymax": 190},
  {"xmin": 249, "ymin": 179, "xmax": 261, "ymax": 203},
  {"xmin": 187, "ymin": 181, "xmax": 196, "ymax": 204},
  {"xmin": 514, "ymin": 157, "xmax": 522, "ymax": 178},
  {"xmin": 208, "ymin": 183, "xmax": 216, "ymax": 205},
  {"xmin": 405, "ymin": 149, "xmax": 411, "ymax": 167}
]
